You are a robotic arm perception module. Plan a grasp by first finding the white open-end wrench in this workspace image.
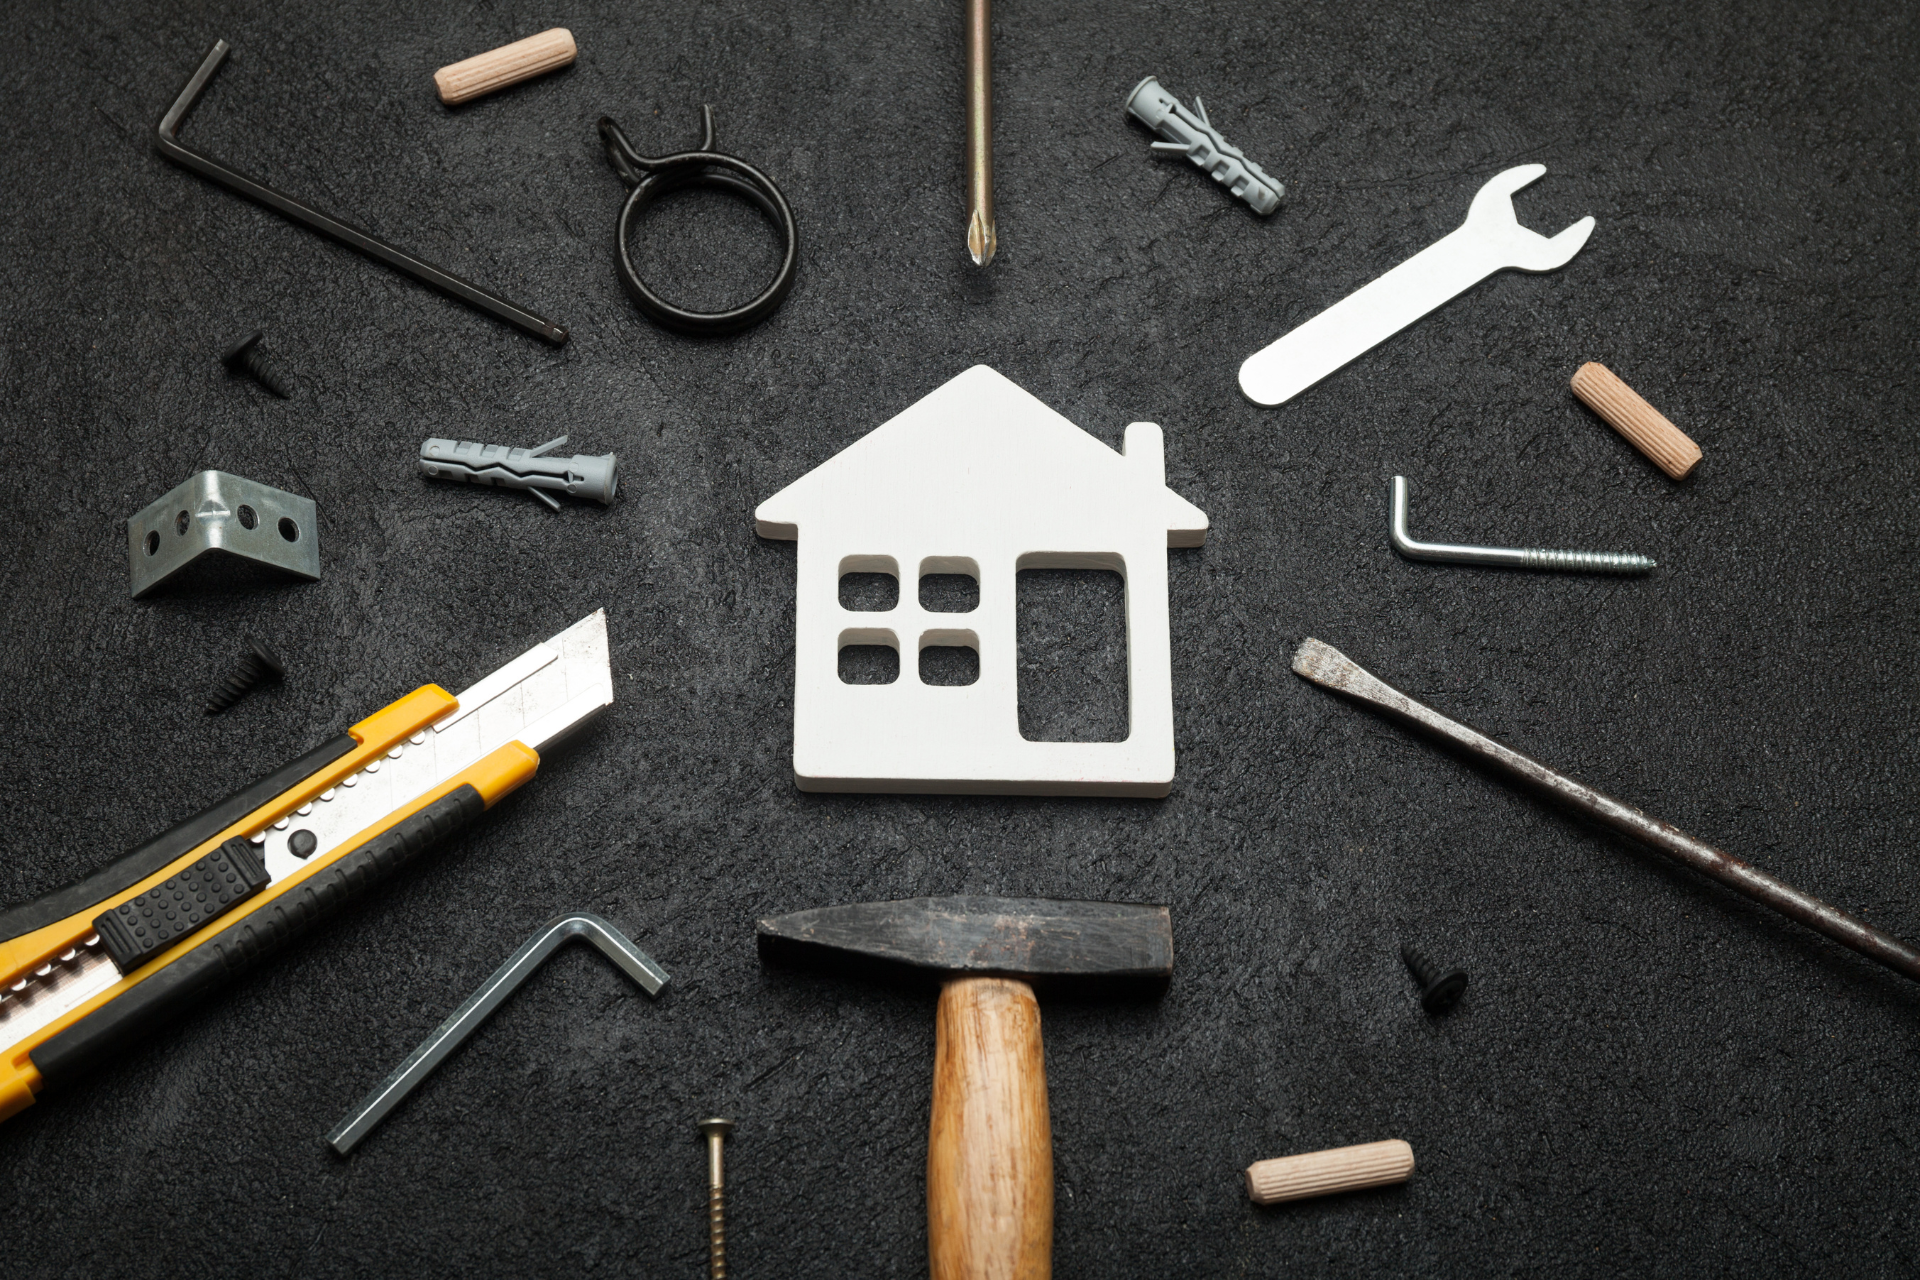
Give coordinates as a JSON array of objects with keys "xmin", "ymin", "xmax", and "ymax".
[{"xmin": 1238, "ymin": 165, "xmax": 1595, "ymax": 407}]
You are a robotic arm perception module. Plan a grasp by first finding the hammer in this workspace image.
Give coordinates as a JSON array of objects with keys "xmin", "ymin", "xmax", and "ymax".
[{"xmin": 757, "ymin": 895, "xmax": 1173, "ymax": 1280}]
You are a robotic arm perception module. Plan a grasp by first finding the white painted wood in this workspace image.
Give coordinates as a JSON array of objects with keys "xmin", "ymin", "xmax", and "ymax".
[{"xmin": 755, "ymin": 365, "xmax": 1208, "ymax": 796}]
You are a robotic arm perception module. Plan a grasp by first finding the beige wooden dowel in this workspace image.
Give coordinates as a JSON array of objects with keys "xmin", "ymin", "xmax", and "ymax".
[
  {"xmin": 1245, "ymin": 1139, "xmax": 1415, "ymax": 1205},
  {"xmin": 434, "ymin": 29, "xmax": 577, "ymax": 106},
  {"xmin": 1570, "ymin": 362, "xmax": 1703, "ymax": 479}
]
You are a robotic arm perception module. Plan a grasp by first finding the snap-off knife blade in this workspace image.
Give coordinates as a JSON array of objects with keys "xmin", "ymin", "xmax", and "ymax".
[{"xmin": 0, "ymin": 609, "xmax": 612, "ymax": 1122}]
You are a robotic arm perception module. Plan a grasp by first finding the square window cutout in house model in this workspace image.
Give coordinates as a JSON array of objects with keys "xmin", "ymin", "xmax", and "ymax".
[{"xmin": 754, "ymin": 364, "xmax": 1209, "ymax": 796}]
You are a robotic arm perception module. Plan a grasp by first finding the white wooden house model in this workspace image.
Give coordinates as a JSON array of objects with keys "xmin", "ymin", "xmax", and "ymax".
[{"xmin": 754, "ymin": 364, "xmax": 1208, "ymax": 796}]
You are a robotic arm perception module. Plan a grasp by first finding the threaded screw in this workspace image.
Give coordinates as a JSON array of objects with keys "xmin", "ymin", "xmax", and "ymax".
[
  {"xmin": 206, "ymin": 638, "xmax": 285, "ymax": 714},
  {"xmin": 1519, "ymin": 547, "xmax": 1657, "ymax": 574},
  {"xmin": 220, "ymin": 331, "xmax": 292, "ymax": 398},
  {"xmin": 1389, "ymin": 476, "xmax": 1656, "ymax": 575},
  {"xmin": 700, "ymin": 1117, "xmax": 733, "ymax": 1279},
  {"xmin": 1400, "ymin": 944, "xmax": 1468, "ymax": 1015}
]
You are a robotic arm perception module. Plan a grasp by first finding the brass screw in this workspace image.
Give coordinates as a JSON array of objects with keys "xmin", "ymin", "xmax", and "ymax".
[{"xmin": 699, "ymin": 1117, "xmax": 734, "ymax": 1279}]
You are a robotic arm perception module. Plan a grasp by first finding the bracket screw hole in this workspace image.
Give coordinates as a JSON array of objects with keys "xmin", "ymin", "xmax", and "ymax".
[
  {"xmin": 237, "ymin": 504, "xmax": 257, "ymax": 530},
  {"xmin": 278, "ymin": 517, "xmax": 299, "ymax": 542},
  {"xmin": 175, "ymin": 510, "xmax": 190, "ymax": 535},
  {"xmin": 144, "ymin": 531, "xmax": 159, "ymax": 556}
]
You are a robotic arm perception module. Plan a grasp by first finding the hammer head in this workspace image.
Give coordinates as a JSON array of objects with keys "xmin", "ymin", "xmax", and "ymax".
[{"xmin": 756, "ymin": 896, "xmax": 1173, "ymax": 994}]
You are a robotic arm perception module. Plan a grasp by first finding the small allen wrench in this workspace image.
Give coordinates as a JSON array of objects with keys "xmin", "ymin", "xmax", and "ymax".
[
  {"xmin": 1390, "ymin": 476, "xmax": 1655, "ymax": 575},
  {"xmin": 326, "ymin": 914, "xmax": 669, "ymax": 1154},
  {"xmin": 157, "ymin": 40, "xmax": 568, "ymax": 345}
]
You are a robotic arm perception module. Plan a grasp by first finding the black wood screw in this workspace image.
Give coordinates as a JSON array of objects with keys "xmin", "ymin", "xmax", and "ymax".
[
  {"xmin": 1400, "ymin": 944, "xmax": 1468, "ymax": 1015},
  {"xmin": 220, "ymin": 330, "xmax": 292, "ymax": 398},
  {"xmin": 206, "ymin": 638, "xmax": 285, "ymax": 714}
]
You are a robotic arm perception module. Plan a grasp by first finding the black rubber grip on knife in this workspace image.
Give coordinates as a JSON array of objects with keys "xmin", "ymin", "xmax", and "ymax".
[
  {"xmin": 92, "ymin": 838, "xmax": 271, "ymax": 972},
  {"xmin": 31, "ymin": 784, "xmax": 484, "ymax": 1084},
  {"xmin": 0, "ymin": 734, "xmax": 356, "ymax": 946}
]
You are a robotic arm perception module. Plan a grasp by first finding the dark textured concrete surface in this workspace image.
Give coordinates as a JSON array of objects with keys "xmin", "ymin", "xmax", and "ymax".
[{"xmin": 2, "ymin": 0, "xmax": 1916, "ymax": 1275}]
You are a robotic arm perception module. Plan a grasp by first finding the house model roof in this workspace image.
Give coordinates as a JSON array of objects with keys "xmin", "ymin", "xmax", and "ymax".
[{"xmin": 755, "ymin": 365, "xmax": 1208, "ymax": 546}]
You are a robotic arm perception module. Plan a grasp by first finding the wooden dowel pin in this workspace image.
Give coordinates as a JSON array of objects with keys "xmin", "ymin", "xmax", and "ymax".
[
  {"xmin": 1245, "ymin": 1139, "xmax": 1415, "ymax": 1205},
  {"xmin": 434, "ymin": 29, "xmax": 576, "ymax": 106},
  {"xmin": 1570, "ymin": 362, "xmax": 1703, "ymax": 479}
]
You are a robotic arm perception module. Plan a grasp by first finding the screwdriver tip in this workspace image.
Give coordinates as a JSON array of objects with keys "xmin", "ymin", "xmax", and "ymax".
[
  {"xmin": 967, "ymin": 210, "xmax": 997, "ymax": 267},
  {"xmin": 1291, "ymin": 638, "xmax": 1355, "ymax": 688}
]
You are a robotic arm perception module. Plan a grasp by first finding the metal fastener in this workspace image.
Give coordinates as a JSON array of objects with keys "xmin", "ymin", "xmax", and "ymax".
[
  {"xmin": 597, "ymin": 106, "xmax": 798, "ymax": 334},
  {"xmin": 220, "ymin": 330, "xmax": 292, "ymax": 398},
  {"xmin": 127, "ymin": 470, "xmax": 320, "ymax": 599},
  {"xmin": 700, "ymin": 1116, "xmax": 734, "ymax": 1279},
  {"xmin": 1390, "ymin": 476, "xmax": 1655, "ymax": 574},
  {"xmin": 206, "ymin": 637, "xmax": 285, "ymax": 714},
  {"xmin": 1400, "ymin": 944, "xmax": 1468, "ymax": 1014}
]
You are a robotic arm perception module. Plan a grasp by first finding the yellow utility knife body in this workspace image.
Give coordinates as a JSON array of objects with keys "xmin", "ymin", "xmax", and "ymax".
[{"xmin": 0, "ymin": 609, "xmax": 613, "ymax": 1123}]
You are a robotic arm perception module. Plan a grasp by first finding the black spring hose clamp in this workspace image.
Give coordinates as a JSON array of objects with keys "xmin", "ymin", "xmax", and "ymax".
[{"xmin": 598, "ymin": 107, "xmax": 798, "ymax": 335}]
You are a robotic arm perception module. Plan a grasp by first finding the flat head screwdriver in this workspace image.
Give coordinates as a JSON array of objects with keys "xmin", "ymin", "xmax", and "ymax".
[{"xmin": 1293, "ymin": 638, "xmax": 1920, "ymax": 988}]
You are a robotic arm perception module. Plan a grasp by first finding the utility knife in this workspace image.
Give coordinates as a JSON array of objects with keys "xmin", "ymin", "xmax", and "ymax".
[{"xmin": 0, "ymin": 609, "xmax": 613, "ymax": 1123}]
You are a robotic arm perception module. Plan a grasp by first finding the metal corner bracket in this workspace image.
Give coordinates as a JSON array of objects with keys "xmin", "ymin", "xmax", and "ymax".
[{"xmin": 127, "ymin": 470, "xmax": 320, "ymax": 598}]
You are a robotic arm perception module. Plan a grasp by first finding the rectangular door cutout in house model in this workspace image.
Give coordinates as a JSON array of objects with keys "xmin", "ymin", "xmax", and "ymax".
[
  {"xmin": 754, "ymin": 364, "xmax": 1209, "ymax": 796},
  {"xmin": 1017, "ymin": 565, "xmax": 1129, "ymax": 743}
]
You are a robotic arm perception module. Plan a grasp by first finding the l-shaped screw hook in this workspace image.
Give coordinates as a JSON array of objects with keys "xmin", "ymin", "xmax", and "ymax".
[{"xmin": 1389, "ymin": 476, "xmax": 1655, "ymax": 575}]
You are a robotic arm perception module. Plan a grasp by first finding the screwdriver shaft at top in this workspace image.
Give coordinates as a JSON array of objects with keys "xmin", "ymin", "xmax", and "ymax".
[{"xmin": 965, "ymin": 0, "xmax": 996, "ymax": 266}]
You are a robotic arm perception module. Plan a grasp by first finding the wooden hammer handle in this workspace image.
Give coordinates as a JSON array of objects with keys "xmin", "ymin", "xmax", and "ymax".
[
  {"xmin": 929, "ymin": 977, "xmax": 1053, "ymax": 1280},
  {"xmin": 1570, "ymin": 361, "xmax": 1703, "ymax": 479},
  {"xmin": 434, "ymin": 28, "xmax": 576, "ymax": 106}
]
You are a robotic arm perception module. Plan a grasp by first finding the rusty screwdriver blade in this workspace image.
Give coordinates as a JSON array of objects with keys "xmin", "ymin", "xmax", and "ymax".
[
  {"xmin": 965, "ymin": 0, "xmax": 996, "ymax": 266},
  {"xmin": 1292, "ymin": 638, "xmax": 1920, "ymax": 986}
]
